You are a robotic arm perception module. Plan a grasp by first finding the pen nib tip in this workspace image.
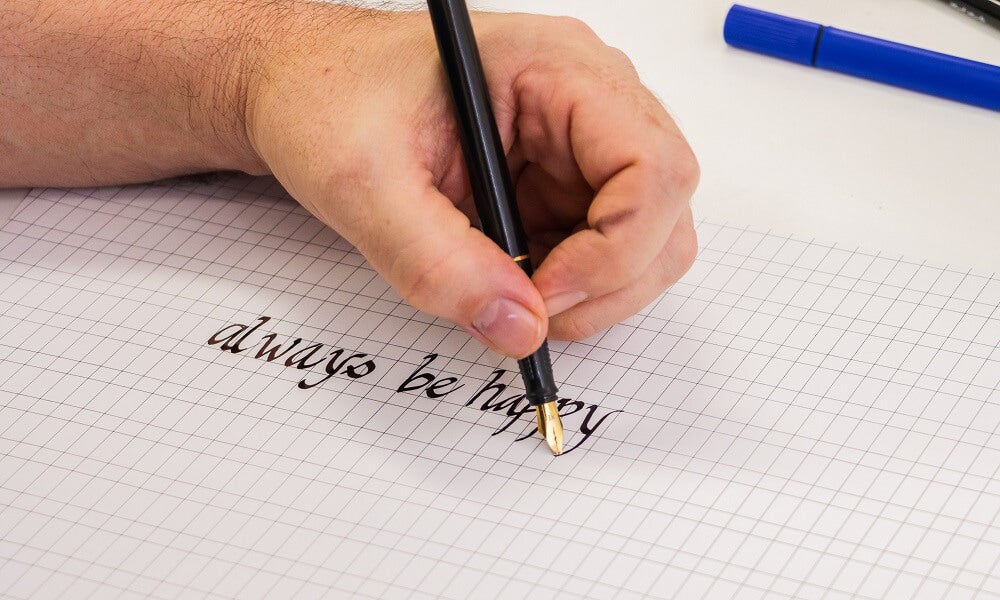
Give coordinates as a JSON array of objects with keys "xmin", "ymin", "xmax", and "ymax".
[{"xmin": 536, "ymin": 402, "xmax": 563, "ymax": 456}]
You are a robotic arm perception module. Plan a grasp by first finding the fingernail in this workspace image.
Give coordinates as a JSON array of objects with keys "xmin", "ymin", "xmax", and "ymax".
[
  {"xmin": 471, "ymin": 298, "xmax": 542, "ymax": 356},
  {"xmin": 544, "ymin": 291, "xmax": 588, "ymax": 317}
]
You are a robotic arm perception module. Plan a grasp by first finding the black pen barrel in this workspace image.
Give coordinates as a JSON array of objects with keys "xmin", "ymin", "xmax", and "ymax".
[
  {"xmin": 513, "ymin": 258, "xmax": 558, "ymax": 406},
  {"xmin": 427, "ymin": 0, "xmax": 528, "ymax": 257},
  {"xmin": 518, "ymin": 346, "xmax": 559, "ymax": 406},
  {"xmin": 428, "ymin": 0, "xmax": 559, "ymax": 407}
]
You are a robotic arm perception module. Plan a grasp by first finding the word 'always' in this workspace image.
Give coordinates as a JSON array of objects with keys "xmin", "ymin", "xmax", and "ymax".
[
  {"xmin": 206, "ymin": 316, "xmax": 621, "ymax": 453},
  {"xmin": 207, "ymin": 316, "xmax": 376, "ymax": 389}
]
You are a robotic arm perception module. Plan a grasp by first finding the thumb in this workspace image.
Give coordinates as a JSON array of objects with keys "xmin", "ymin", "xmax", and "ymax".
[{"xmin": 343, "ymin": 180, "xmax": 548, "ymax": 359}]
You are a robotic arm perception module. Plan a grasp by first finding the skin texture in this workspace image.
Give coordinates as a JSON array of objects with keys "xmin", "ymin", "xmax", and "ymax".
[{"xmin": 1, "ymin": 1, "xmax": 700, "ymax": 359}]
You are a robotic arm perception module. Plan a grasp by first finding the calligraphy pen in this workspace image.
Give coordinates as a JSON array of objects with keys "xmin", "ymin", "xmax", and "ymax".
[{"xmin": 427, "ymin": 0, "xmax": 564, "ymax": 455}]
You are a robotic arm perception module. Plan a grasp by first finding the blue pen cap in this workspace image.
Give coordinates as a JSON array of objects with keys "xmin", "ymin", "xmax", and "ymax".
[{"xmin": 724, "ymin": 4, "xmax": 822, "ymax": 66}]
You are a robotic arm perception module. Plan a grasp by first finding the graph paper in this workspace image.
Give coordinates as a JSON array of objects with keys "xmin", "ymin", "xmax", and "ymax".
[{"xmin": 1, "ymin": 174, "xmax": 999, "ymax": 600}]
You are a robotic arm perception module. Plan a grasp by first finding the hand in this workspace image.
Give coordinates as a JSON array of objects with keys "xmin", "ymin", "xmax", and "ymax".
[{"xmin": 243, "ymin": 7, "xmax": 700, "ymax": 358}]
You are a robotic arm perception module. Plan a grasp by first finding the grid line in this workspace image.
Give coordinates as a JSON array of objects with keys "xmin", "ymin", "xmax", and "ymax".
[{"xmin": 1, "ymin": 176, "xmax": 998, "ymax": 599}]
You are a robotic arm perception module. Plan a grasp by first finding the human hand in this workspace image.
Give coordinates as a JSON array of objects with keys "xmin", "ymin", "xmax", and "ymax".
[{"xmin": 241, "ymin": 6, "xmax": 699, "ymax": 358}]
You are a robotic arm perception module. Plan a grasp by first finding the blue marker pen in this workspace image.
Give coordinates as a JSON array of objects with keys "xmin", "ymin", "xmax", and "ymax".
[{"xmin": 724, "ymin": 4, "xmax": 1000, "ymax": 111}]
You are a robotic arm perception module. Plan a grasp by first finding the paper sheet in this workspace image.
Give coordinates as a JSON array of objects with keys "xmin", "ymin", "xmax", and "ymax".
[
  {"xmin": 0, "ymin": 190, "xmax": 28, "ymax": 228},
  {"xmin": 2, "ymin": 174, "xmax": 999, "ymax": 599}
]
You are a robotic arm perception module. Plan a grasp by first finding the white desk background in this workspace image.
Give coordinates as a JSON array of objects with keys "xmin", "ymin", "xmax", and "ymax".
[{"xmin": 3, "ymin": 0, "xmax": 998, "ymax": 273}]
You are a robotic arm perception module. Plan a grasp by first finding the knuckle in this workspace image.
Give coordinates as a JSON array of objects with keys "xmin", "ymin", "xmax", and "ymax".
[
  {"xmin": 651, "ymin": 255, "xmax": 676, "ymax": 291},
  {"xmin": 657, "ymin": 143, "xmax": 700, "ymax": 197},
  {"xmin": 675, "ymin": 149, "xmax": 702, "ymax": 194},
  {"xmin": 555, "ymin": 312, "xmax": 601, "ymax": 341},
  {"xmin": 677, "ymin": 230, "xmax": 699, "ymax": 273},
  {"xmin": 607, "ymin": 46, "xmax": 638, "ymax": 75},
  {"xmin": 553, "ymin": 15, "xmax": 599, "ymax": 41},
  {"xmin": 658, "ymin": 225, "xmax": 698, "ymax": 286}
]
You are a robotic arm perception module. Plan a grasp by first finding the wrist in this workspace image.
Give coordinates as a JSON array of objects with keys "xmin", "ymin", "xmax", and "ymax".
[
  {"xmin": 234, "ymin": 3, "xmax": 354, "ymax": 174},
  {"xmin": 235, "ymin": 4, "xmax": 392, "ymax": 177},
  {"xmin": 179, "ymin": 1, "xmax": 281, "ymax": 176}
]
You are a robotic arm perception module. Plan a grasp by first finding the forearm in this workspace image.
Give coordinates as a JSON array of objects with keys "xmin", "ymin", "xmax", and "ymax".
[{"xmin": 0, "ymin": 0, "xmax": 288, "ymax": 187}]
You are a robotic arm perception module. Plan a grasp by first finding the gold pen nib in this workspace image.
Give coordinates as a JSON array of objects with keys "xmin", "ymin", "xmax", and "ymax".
[{"xmin": 535, "ymin": 401, "xmax": 564, "ymax": 456}]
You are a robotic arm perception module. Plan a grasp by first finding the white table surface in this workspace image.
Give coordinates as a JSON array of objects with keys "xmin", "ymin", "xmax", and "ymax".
[{"xmin": 4, "ymin": 0, "xmax": 998, "ymax": 272}]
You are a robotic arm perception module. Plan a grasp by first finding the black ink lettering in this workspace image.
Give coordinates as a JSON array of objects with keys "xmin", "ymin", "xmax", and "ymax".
[
  {"xmin": 345, "ymin": 357, "xmax": 376, "ymax": 379},
  {"xmin": 208, "ymin": 316, "xmax": 270, "ymax": 353},
  {"xmin": 255, "ymin": 334, "xmax": 302, "ymax": 362},
  {"xmin": 228, "ymin": 316, "xmax": 270, "ymax": 353},
  {"xmin": 208, "ymin": 323, "xmax": 245, "ymax": 346},
  {"xmin": 283, "ymin": 342, "xmax": 325, "ymax": 369},
  {"xmin": 206, "ymin": 315, "xmax": 616, "ymax": 453},
  {"xmin": 512, "ymin": 397, "xmax": 586, "ymax": 442},
  {"xmin": 564, "ymin": 406, "xmax": 624, "ymax": 453},
  {"xmin": 396, "ymin": 354, "xmax": 440, "ymax": 394},
  {"xmin": 482, "ymin": 391, "xmax": 521, "ymax": 412},
  {"xmin": 465, "ymin": 369, "xmax": 507, "ymax": 407},
  {"xmin": 514, "ymin": 428, "xmax": 537, "ymax": 442},
  {"xmin": 297, "ymin": 348, "xmax": 345, "ymax": 389},
  {"xmin": 580, "ymin": 405, "xmax": 621, "ymax": 436},
  {"xmin": 298, "ymin": 351, "xmax": 377, "ymax": 389},
  {"xmin": 426, "ymin": 377, "xmax": 462, "ymax": 399},
  {"xmin": 494, "ymin": 396, "xmax": 534, "ymax": 437},
  {"xmin": 557, "ymin": 397, "xmax": 586, "ymax": 419}
]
